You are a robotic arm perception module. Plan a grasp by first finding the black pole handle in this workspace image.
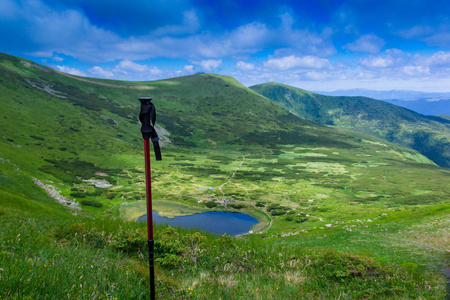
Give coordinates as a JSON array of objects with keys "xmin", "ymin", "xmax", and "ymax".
[
  {"xmin": 139, "ymin": 97, "xmax": 154, "ymax": 140},
  {"xmin": 139, "ymin": 97, "xmax": 162, "ymax": 161}
]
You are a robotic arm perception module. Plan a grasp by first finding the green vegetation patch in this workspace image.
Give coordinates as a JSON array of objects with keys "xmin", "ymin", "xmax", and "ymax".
[
  {"xmin": 39, "ymin": 159, "xmax": 118, "ymax": 184},
  {"xmin": 80, "ymin": 200, "xmax": 103, "ymax": 208}
]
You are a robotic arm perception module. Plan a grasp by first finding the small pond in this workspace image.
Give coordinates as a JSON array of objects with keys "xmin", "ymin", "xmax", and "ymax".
[{"xmin": 137, "ymin": 211, "xmax": 258, "ymax": 236}]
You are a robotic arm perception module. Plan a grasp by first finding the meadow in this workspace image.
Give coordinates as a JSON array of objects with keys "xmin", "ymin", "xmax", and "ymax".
[{"xmin": 0, "ymin": 53, "xmax": 449, "ymax": 299}]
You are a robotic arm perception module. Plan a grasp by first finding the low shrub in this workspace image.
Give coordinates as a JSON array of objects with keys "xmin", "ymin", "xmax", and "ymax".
[
  {"xmin": 81, "ymin": 200, "xmax": 103, "ymax": 208},
  {"xmin": 205, "ymin": 201, "xmax": 217, "ymax": 208},
  {"xmin": 70, "ymin": 192, "xmax": 86, "ymax": 198},
  {"xmin": 229, "ymin": 204, "xmax": 245, "ymax": 209},
  {"xmin": 308, "ymin": 250, "xmax": 418, "ymax": 298},
  {"xmin": 295, "ymin": 217, "xmax": 308, "ymax": 223},
  {"xmin": 271, "ymin": 209, "xmax": 287, "ymax": 216},
  {"xmin": 267, "ymin": 203, "xmax": 288, "ymax": 211}
]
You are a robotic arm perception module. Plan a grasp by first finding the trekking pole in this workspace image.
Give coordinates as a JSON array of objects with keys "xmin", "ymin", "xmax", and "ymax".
[{"xmin": 139, "ymin": 97, "xmax": 162, "ymax": 300}]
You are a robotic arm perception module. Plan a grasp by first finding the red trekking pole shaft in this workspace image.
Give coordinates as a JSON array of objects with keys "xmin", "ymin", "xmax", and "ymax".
[
  {"xmin": 144, "ymin": 138, "xmax": 155, "ymax": 300},
  {"xmin": 144, "ymin": 139, "xmax": 153, "ymax": 241},
  {"xmin": 139, "ymin": 97, "xmax": 161, "ymax": 300}
]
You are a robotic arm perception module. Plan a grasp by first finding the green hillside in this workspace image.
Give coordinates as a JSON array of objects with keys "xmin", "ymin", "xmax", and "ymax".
[
  {"xmin": 0, "ymin": 53, "xmax": 449, "ymax": 299},
  {"xmin": 250, "ymin": 82, "xmax": 450, "ymax": 168}
]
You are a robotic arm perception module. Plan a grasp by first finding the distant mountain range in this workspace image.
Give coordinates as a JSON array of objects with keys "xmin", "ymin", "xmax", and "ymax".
[
  {"xmin": 315, "ymin": 88, "xmax": 450, "ymax": 100},
  {"xmin": 315, "ymin": 89, "xmax": 450, "ymax": 116},
  {"xmin": 381, "ymin": 98, "xmax": 450, "ymax": 116}
]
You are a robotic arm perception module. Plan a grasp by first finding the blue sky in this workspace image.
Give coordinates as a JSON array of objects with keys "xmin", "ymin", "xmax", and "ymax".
[{"xmin": 1, "ymin": 0, "xmax": 450, "ymax": 92}]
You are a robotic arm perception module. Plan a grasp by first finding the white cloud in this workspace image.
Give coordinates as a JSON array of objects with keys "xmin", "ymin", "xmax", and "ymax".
[
  {"xmin": 184, "ymin": 65, "xmax": 194, "ymax": 72},
  {"xmin": 345, "ymin": 34, "xmax": 385, "ymax": 53},
  {"xmin": 280, "ymin": 12, "xmax": 295, "ymax": 29},
  {"xmin": 360, "ymin": 57, "xmax": 395, "ymax": 68},
  {"xmin": 398, "ymin": 25, "xmax": 433, "ymax": 39},
  {"xmin": 52, "ymin": 55, "xmax": 64, "ymax": 62},
  {"xmin": 304, "ymin": 71, "xmax": 328, "ymax": 81},
  {"xmin": 398, "ymin": 25, "xmax": 450, "ymax": 48},
  {"xmin": 236, "ymin": 61, "xmax": 255, "ymax": 71},
  {"xmin": 359, "ymin": 49, "xmax": 405, "ymax": 69},
  {"xmin": 55, "ymin": 65, "xmax": 86, "ymax": 76},
  {"xmin": 229, "ymin": 22, "xmax": 271, "ymax": 50},
  {"xmin": 427, "ymin": 51, "xmax": 450, "ymax": 66},
  {"xmin": 195, "ymin": 59, "xmax": 222, "ymax": 71},
  {"xmin": 89, "ymin": 66, "xmax": 114, "ymax": 78},
  {"xmin": 264, "ymin": 55, "xmax": 330, "ymax": 70},
  {"xmin": 423, "ymin": 32, "xmax": 450, "ymax": 48},
  {"xmin": 114, "ymin": 60, "xmax": 162, "ymax": 75},
  {"xmin": 353, "ymin": 49, "xmax": 450, "ymax": 85},
  {"xmin": 401, "ymin": 65, "xmax": 430, "ymax": 76}
]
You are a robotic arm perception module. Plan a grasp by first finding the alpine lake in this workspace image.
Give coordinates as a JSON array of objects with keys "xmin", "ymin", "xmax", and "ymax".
[{"xmin": 137, "ymin": 211, "xmax": 259, "ymax": 236}]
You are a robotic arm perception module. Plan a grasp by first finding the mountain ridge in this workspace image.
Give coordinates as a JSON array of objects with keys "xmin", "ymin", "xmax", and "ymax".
[{"xmin": 250, "ymin": 82, "xmax": 450, "ymax": 168}]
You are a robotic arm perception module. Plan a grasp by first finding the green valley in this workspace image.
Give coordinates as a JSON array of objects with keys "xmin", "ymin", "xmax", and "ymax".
[
  {"xmin": 250, "ymin": 82, "xmax": 450, "ymax": 168},
  {"xmin": 0, "ymin": 53, "xmax": 449, "ymax": 299}
]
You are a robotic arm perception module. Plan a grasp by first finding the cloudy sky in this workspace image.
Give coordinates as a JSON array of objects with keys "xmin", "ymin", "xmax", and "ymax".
[{"xmin": 1, "ymin": 0, "xmax": 450, "ymax": 92}]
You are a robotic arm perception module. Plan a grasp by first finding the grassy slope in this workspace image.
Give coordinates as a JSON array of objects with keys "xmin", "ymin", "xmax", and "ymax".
[
  {"xmin": 250, "ymin": 82, "xmax": 450, "ymax": 168},
  {"xmin": 0, "ymin": 53, "xmax": 449, "ymax": 299}
]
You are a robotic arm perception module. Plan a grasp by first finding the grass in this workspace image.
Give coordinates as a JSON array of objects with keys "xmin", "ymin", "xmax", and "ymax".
[
  {"xmin": 0, "ymin": 206, "xmax": 446, "ymax": 299},
  {"xmin": 2, "ymin": 141, "xmax": 448, "ymax": 298},
  {"xmin": 0, "ymin": 53, "xmax": 449, "ymax": 298}
]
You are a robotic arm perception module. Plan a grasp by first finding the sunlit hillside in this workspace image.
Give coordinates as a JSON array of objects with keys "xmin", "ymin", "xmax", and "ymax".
[{"xmin": 0, "ymin": 53, "xmax": 448, "ymax": 299}]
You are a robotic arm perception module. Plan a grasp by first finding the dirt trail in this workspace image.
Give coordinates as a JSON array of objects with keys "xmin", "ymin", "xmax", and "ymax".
[{"xmin": 219, "ymin": 153, "xmax": 251, "ymax": 196}]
